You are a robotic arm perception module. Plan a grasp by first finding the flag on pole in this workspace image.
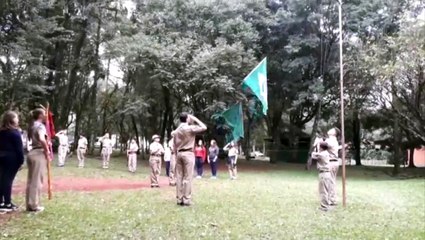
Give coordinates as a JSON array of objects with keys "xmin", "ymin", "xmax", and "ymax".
[
  {"xmin": 45, "ymin": 107, "xmax": 55, "ymax": 160},
  {"xmin": 45, "ymin": 104, "xmax": 54, "ymax": 200},
  {"xmin": 213, "ymin": 103, "xmax": 244, "ymax": 144},
  {"xmin": 242, "ymin": 57, "xmax": 268, "ymax": 115}
]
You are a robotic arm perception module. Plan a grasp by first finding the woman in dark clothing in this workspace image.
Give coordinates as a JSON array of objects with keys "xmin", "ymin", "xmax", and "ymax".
[{"xmin": 0, "ymin": 111, "xmax": 24, "ymax": 212}]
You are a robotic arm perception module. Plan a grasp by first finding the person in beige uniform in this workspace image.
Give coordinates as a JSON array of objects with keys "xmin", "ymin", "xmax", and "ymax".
[
  {"xmin": 311, "ymin": 141, "xmax": 333, "ymax": 211},
  {"xmin": 172, "ymin": 113, "xmax": 207, "ymax": 206},
  {"xmin": 101, "ymin": 133, "xmax": 113, "ymax": 169},
  {"xmin": 149, "ymin": 135, "xmax": 164, "ymax": 188},
  {"xmin": 127, "ymin": 138, "xmax": 139, "ymax": 173},
  {"xmin": 77, "ymin": 135, "xmax": 88, "ymax": 168},
  {"xmin": 26, "ymin": 108, "xmax": 51, "ymax": 212},
  {"xmin": 55, "ymin": 130, "xmax": 69, "ymax": 167},
  {"xmin": 325, "ymin": 127, "xmax": 341, "ymax": 206}
]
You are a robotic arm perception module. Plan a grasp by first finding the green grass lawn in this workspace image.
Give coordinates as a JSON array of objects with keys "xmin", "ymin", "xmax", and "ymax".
[{"xmin": 1, "ymin": 155, "xmax": 424, "ymax": 240}]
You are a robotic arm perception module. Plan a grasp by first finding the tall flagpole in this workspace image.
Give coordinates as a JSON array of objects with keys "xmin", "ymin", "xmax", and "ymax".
[{"xmin": 338, "ymin": 0, "xmax": 346, "ymax": 207}]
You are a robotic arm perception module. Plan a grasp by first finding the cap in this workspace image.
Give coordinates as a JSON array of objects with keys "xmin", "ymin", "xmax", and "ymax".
[{"xmin": 152, "ymin": 134, "xmax": 160, "ymax": 140}]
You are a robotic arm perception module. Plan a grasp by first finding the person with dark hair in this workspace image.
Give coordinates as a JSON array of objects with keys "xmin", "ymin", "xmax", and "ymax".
[
  {"xmin": 0, "ymin": 111, "xmax": 24, "ymax": 213},
  {"xmin": 311, "ymin": 141, "xmax": 333, "ymax": 211},
  {"xmin": 26, "ymin": 108, "xmax": 51, "ymax": 212},
  {"xmin": 194, "ymin": 139, "xmax": 207, "ymax": 179},
  {"xmin": 172, "ymin": 113, "xmax": 207, "ymax": 206},
  {"xmin": 207, "ymin": 140, "xmax": 219, "ymax": 179}
]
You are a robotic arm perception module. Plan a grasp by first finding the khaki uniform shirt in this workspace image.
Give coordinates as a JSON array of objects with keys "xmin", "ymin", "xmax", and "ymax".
[
  {"xmin": 172, "ymin": 123, "xmax": 206, "ymax": 152},
  {"xmin": 128, "ymin": 142, "xmax": 139, "ymax": 153},
  {"xmin": 150, "ymin": 142, "xmax": 164, "ymax": 156},
  {"xmin": 31, "ymin": 121, "xmax": 47, "ymax": 149},
  {"xmin": 325, "ymin": 136, "xmax": 339, "ymax": 159},
  {"xmin": 312, "ymin": 150, "xmax": 331, "ymax": 172},
  {"xmin": 78, "ymin": 137, "xmax": 88, "ymax": 149}
]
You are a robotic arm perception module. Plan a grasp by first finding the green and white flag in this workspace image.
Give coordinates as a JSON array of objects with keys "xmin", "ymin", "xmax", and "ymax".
[
  {"xmin": 242, "ymin": 57, "xmax": 268, "ymax": 115},
  {"xmin": 213, "ymin": 103, "xmax": 244, "ymax": 144}
]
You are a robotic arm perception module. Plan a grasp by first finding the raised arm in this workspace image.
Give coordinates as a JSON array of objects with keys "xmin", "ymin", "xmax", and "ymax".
[{"xmin": 189, "ymin": 115, "xmax": 207, "ymax": 133}]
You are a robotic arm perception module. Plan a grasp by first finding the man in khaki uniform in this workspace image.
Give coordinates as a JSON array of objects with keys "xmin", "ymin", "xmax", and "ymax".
[
  {"xmin": 77, "ymin": 134, "xmax": 88, "ymax": 168},
  {"xmin": 55, "ymin": 130, "xmax": 69, "ymax": 167},
  {"xmin": 26, "ymin": 108, "xmax": 51, "ymax": 212},
  {"xmin": 127, "ymin": 138, "xmax": 139, "ymax": 173},
  {"xmin": 172, "ymin": 113, "xmax": 207, "ymax": 206},
  {"xmin": 149, "ymin": 135, "xmax": 164, "ymax": 188},
  {"xmin": 325, "ymin": 127, "xmax": 341, "ymax": 206},
  {"xmin": 311, "ymin": 141, "xmax": 333, "ymax": 211}
]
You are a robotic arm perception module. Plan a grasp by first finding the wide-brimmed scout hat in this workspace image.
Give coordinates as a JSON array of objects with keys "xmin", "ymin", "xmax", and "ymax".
[{"xmin": 152, "ymin": 134, "xmax": 161, "ymax": 140}]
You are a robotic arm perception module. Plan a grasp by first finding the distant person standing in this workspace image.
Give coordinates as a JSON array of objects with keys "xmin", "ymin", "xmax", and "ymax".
[
  {"xmin": 127, "ymin": 138, "xmax": 139, "ymax": 173},
  {"xmin": 101, "ymin": 133, "xmax": 113, "ymax": 169},
  {"xmin": 55, "ymin": 130, "xmax": 69, "ymax": 167},
  {"xmin": 0, "ymin": 111, "xmax": 24, "ymax": 213},
  {"xmin": 325, "ymin": 127, "xmax": 341, "ymax": 206},
  {"xmin": 194, "ymin": 140, "xmax": 207, "ymax": 179},
  {"xmin": 172, "ymin": 113, "xmax": 207, "ymax": 206},
  {"xmin": 311, "ymin": 141, "xmax": 333, "ymax": 211},
  {"xmin": 26, "ymin": 108, "xmax": 51, "ymax": 212},
  {"xmin": 224, "ymin": 142, "xmax": 239, "ymax": 180},
  {"xmin": 149, "ymin": 135, "xmax": 164, "ymax": 188},
  {"xmin": 207, "ymin": 140, "xmax": 219, "ymax": 179},
  {"xmin": 77, "ymin": 134, "xmax": 88, "ymax": 168},
  {"xmin": 168, "ymin": 137, "xmax": 176, "ymax": 186}
]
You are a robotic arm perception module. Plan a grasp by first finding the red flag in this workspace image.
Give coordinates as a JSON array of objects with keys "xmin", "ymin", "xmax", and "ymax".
[{"xmin": 45, "ymin": 108, "xmax": 55, "ymax": 161}]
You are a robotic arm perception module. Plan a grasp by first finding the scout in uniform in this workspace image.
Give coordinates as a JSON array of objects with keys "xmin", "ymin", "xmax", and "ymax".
[
  {"xmin": 127, "ymin": 138, "xmax": 139, "ymax": 173},
  {"xmin": 172, "ymin": 113, "xmax": 207, "ymax": 206},
  {"xmin": 55, "ymin": 130, "xmax": 69, "ymax": 167},
  {"xmin": 101, "ymin": 133, "xmax": 113, "ymax": 169},
  {"xmin": 26, "ymin": 108, "xmax": 51, "ymax": 212},
  {"xmin": 224, "ymin": 141, "xmax": 239, "ymax": 180},
  {"xmin": 149, "ymin": 135, "xmax": 164, "ymax": 188},
  {"xmin": 311, "ymin": 141, "xmax": 333, "ymax": 211},
  {"xmin": 325, "ymin": 127, "xmax": 341, "ymax": 206},
  {"xmin": 77, "ymin": 134, "xmax": 88, "ymax": 168}
]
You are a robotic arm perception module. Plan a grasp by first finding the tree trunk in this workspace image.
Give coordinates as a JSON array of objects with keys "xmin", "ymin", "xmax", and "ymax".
[
  {"xmin": 353, "ymin": 108, "xmax": 362, "ymax": 166},
  {"xmin": 131, "ymin": 115, "xmax": 140, "ymax": 148},
  {"xmin": 392, "ymin": 115, "xmax": 401, "ymax": 176}
]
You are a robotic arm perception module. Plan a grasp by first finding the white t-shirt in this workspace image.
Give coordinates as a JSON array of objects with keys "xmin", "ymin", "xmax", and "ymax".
[{"xmin": 164, "ymin": 147, "xmax": 172, "ymax": 162}]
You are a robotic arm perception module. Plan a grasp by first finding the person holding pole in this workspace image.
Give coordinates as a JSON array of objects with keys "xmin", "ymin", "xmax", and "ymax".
[
  {"xmin": 26, "ymin": 108, "xmax": 51, "ymax": 212},
  {"xmin": 325, "ymin": 127, "xmax": 341, "ymax": 206},
  {"xmin": 311, "ymin": 141, "xmax": 333, "ymax": 212}
]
